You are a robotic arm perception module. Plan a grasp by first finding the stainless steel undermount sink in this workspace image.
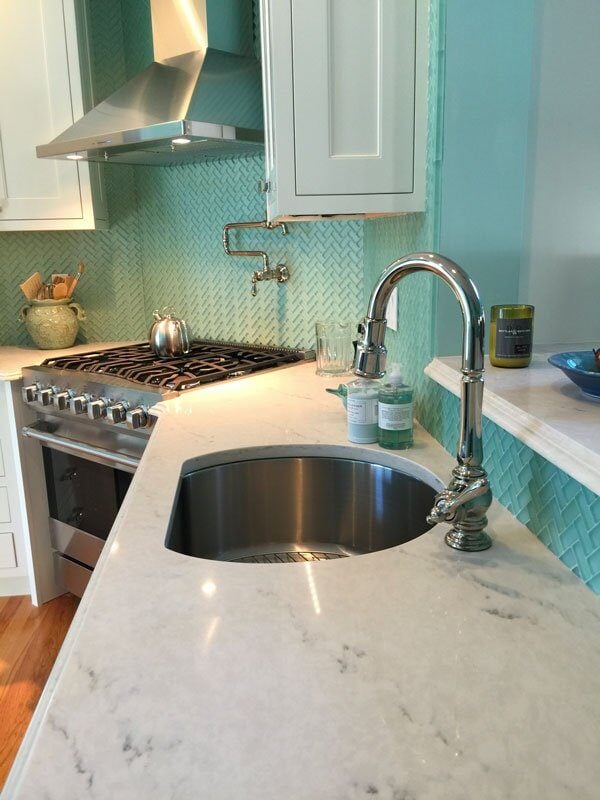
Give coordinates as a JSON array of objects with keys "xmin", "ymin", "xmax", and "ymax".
[{"xmin": 165, "ymin": 453, "xmax": 439, "ymax": 564}]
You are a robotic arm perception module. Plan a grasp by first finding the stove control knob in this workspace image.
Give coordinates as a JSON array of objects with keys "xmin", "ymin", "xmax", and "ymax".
[
  {"xmin": 126, "ymin": 406, "xmax": 149, "ymax": 430},
  {"xmin": 21, "ymin": 384, "xmax": 38, "ymax": 403},
  {"xmin": 36, "ymin": 386, "xmax": 54, "ymax": 406},
  {"xmin": 88, "ymin": 398, "xmax": 108, "ymax": 420},
  {"xmin": 70, "ymin": 394, "xmax": 89, "ymax": 415},
  {"xmin": 107, "ymin": 402, "xmax": 129, "ymax": 425},
  {"xmin": 53, "ymin": 389, "xmax": 73, "ymax": 411}
]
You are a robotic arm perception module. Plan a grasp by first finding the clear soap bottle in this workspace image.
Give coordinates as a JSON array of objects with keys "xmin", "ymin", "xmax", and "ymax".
[
  {"xmin": 377, "ymin": 364, "xmax": 413, "ymax": 450},
  {"xmin": 346, "ymin": 378, "xmax": 381, "ymax": 443}
]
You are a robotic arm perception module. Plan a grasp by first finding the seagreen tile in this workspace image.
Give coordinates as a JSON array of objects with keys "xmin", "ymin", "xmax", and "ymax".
[{"xmin": 420, "ymin": 379, "xmax": 600, "ymax": 594}]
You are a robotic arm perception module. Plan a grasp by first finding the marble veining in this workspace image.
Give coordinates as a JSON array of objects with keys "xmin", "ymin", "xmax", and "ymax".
[{"xmin": 3, "ymin": 364, "xmax": 600, "ymax": 800}]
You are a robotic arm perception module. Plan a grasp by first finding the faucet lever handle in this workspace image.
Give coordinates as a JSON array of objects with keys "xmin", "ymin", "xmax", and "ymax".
[{"xmin": 427, "ymin": 478, "xmax": 490, "ymax": 525}]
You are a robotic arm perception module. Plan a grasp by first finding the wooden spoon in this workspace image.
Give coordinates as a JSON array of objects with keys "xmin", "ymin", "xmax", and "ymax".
[
  {"xmin": 67, "ymin": 261, "xmax": 85, "ymax": 297},
  {"xmin": 53, "ymin": 282, "xmax": 68, "ymax": 300}
]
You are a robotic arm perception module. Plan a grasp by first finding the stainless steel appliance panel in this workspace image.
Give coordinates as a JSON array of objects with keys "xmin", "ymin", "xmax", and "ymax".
[
  {"xmin": 53, "ymin": 553, "xmax": 92, "ymax": 598},
  {"xmin": 49, "ymin": 519, "xmax": 104, "ymax": 569}
]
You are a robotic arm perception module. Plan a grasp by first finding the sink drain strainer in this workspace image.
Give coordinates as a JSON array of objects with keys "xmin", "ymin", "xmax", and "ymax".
[{"xmin": 230, "ymin": 550, "xmax": 349, "ymax": 564}]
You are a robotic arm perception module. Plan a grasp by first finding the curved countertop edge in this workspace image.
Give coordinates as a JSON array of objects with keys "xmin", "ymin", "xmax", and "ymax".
[
  {"xmin": 0, "ymin": 342, "xmax": 138, "ymax": 381},
  {"xmin": 425, "ymin": 357, "xmax": 600, "ymax": 496},
  {"xmin": 4, "ymin": 362, "xmax": 600, "ymax": 800}
]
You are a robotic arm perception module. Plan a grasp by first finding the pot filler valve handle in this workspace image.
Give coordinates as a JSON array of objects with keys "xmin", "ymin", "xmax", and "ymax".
[{"xmin": 222, "ymin": 219, "xmax": 290, "ymax": 297}]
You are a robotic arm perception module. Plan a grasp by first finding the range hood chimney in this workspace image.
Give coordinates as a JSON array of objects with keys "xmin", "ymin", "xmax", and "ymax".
[{"xmin": 37, "ymin": 0, "xmax": 263, "ymax": 166}]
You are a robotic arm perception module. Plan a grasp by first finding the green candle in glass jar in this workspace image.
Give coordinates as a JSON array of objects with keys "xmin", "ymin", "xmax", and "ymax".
[{"xmin": 489, "ymin": 304, "xmax": 534, "ymax": 368}]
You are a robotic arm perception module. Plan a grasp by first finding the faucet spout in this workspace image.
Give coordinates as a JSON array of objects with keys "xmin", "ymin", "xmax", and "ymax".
[{"xmin": 354, "ymin": 252, "xmax": 492, "ymax": 552}]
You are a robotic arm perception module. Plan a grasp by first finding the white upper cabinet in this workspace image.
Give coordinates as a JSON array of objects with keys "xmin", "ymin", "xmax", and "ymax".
[
  {"xmin": 0, "ymin": 0, "xmax": 106, "ymax": 231},
  {"xmin": 260, "ymin": 0, "xmax": 429, "ymax": 219}
]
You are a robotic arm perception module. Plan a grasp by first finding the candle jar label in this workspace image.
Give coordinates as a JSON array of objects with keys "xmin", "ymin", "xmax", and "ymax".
[{"xmin": 494, "ymin": 318, "xmax": 533, "ymax": 359}]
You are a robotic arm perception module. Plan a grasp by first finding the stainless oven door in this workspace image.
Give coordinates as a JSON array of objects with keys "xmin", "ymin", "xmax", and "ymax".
[
  {"xmin": 21, "ymin": 421, "xmax": 141, "ymax": 472},
  {"xmin": 21, "ymin": 418, "xmax": 143, "ymax": 597}
]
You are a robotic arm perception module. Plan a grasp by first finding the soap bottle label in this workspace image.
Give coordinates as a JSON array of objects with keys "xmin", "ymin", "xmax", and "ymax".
[
  {"xmin": 378, "ymin": 401, "xmax": 413, "ymax": 430},
  {"xmin": 347, "ymin": 397, "xmax": 378, "ymax": 424},
  {"xmin": 494, "ymin": 318, "xmax": 532, "ymax": 359}
]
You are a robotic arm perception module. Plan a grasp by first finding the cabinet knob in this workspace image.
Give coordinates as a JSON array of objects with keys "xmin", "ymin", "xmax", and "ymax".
[{"xmin": 126, "ymin": 406, "xmax": 148, "ymax": 430}]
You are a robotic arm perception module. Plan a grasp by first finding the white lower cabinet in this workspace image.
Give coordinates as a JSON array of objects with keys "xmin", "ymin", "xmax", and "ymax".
[
  {"xmin": 0, "ymin": 486, "xmax": 10, "ymax": 524},
  {"xmin": 0, "ymin": 533, "xmax": 17, "ymax": 570},
  {"xmin": 0, "ymin": 382, "xmax": 30, "ymax": 595},
  {"xmin": 0, "ymin": 0, "xmax": 106, "ymax": 231},
  {"xmin": 260, "ymin": 0, "xmax": 429, "ymax": 219}
]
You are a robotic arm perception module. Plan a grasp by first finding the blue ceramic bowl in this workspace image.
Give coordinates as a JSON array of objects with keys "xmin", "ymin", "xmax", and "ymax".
[{"xmin": 548, "ymin": 351, "xmax": 600, "ymax": 400}]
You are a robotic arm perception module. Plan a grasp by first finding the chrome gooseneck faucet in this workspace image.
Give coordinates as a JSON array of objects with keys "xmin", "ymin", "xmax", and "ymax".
[{"xmin": 355, "ymin": 252, "xmax": 493, "ymax": 552}]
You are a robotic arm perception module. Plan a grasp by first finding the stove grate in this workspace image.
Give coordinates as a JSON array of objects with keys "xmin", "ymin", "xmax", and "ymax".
[{"xmin": 41, "ymin": 340, "xmax": 311, "ymax": 391}]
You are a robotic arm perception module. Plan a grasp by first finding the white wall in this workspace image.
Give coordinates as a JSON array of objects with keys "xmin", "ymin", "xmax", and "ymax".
[{"xmin": 519, "ymin": 0, "xmax": 600, "ymax": 345}]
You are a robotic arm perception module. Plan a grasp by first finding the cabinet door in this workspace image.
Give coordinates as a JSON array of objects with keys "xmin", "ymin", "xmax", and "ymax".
[
  {"xmin": 293, "ymin": 0, "xmax": 416, "ymax": 197},
  {"xmin": 261, "ymin": 0, "xmax": 428, "ymax": 218},
  {"xmin": 0, "ymin": 1, "xmax": 102, "ymax": 230},
  {"xmin": 0, "ymin": 383, "xmax": 30, "ymax": 596}
]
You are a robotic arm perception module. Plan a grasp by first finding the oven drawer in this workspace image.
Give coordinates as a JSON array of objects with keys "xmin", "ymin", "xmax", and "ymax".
[
  {"xmin": 49, "ymin": 518, "xmax": 104, "ymax": 568},
  {"xmin": 53, "ymin": 552, "xmax": 92, "ymax": 598}
]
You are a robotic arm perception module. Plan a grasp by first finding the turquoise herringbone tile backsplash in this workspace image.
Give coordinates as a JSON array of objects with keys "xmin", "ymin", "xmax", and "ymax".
[
  {"xmin": 421, "ymin": 379, "xmax": 600, "ymax": 593},
  {"xmin": 135, "ymin": 157, "xmax": 365, "ymax": 348}
]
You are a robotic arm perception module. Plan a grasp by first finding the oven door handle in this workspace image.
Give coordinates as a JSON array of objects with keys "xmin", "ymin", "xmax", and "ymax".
[{"xmin": 21, "ymin": 424, "xmax": 141, "ymax": 473}]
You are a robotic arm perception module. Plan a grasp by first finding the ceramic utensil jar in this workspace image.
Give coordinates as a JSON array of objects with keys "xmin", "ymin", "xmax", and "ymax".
[
  {"xmin": 19, "ymin": 299, "xmax": 86, "ymax": 349},
  {"xmin": 149, "ymin": 308, "xmax": 191, "ymax": 358}
]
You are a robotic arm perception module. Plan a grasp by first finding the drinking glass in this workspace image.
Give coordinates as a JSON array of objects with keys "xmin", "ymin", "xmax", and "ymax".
[{"xmin": 315, "ymin": 321, "xmax": 353, "ymax": 375}]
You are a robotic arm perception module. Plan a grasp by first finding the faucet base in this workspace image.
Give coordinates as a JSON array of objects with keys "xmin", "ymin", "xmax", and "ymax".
[
  {"xmin": 445, "ymin": 528, "xmax": 492, "ymax": 552},
  {"xmin": 427, "ymin": 468, "xmax": 493, "ymax": 551}
]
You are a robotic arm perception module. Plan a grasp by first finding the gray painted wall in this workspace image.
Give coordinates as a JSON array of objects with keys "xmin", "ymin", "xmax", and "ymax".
[
  {"xmin": 519, "ymin": 0, "xmax": 600, "ymax": 345},
  {"xmin": 436, "ymin": 0, "xmax": 535, "ymax": 355}
]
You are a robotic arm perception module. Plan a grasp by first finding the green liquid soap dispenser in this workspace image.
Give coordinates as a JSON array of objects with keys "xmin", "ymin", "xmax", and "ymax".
[{"xmin": 377, "ymin": 364, "xmax": 414, "ymax": 450}]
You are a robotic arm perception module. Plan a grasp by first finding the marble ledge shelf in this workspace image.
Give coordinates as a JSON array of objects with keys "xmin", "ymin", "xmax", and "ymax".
[{"xmin": 425, "ymin": 354, "xmax": 600, "ymax": 497}]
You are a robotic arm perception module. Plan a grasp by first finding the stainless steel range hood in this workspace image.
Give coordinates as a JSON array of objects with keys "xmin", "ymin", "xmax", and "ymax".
[{"xmin": 37, "ymin": 0, "xmax": 263, "ymax": 166}]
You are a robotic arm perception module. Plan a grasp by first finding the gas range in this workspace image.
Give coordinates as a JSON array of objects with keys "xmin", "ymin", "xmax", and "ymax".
[
  {"xmin": 21, "ymin": 340, "xmax": 313, "ymax": 435},
  {"xmin": 19, "ymin": 339, "xmax": 313, "ymax": 601}
]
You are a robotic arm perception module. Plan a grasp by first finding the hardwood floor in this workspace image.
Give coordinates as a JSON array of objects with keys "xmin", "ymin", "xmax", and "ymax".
[{"xmin": 0, "ymin": 593, "xmax": 78, "ymax": 790}]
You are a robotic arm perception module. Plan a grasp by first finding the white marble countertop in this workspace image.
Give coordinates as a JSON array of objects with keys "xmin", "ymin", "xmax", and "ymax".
[
  {"xmin": 426, "ymin": 346, "xmax": 600, "ymax": 495},
  {"xmin": 4, "ymin": 364, "xmax": 600, "ymax": 800},
  {"xmin": 0, "ymin": 342, "xmax": 134, "ymax": 381}
]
